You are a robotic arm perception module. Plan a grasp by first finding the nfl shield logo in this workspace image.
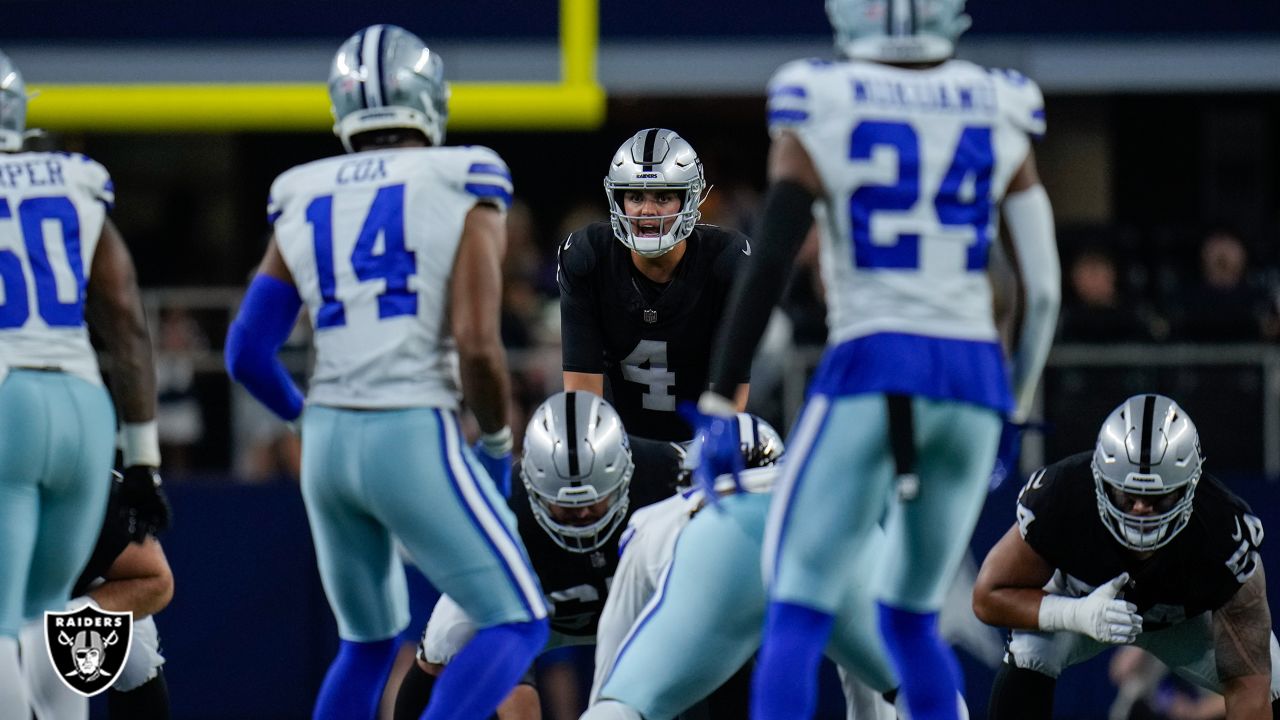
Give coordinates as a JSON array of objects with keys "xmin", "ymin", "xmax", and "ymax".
[
  {"xmin": 44, "ymin": 605, "xmax": 133, "ymax": 697},
  {"xmin": 643, "ymin": 309, "xmax": 658, "ymax": 324}
]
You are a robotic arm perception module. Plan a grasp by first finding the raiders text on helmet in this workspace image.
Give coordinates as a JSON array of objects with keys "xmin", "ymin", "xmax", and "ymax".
[
  {"xmin": 521, "ymin": 391, "xmax": 635, "ymax": 553},
  {"xmin": 329, "ymin": 24, "xmax": 449, "ymax": 152},
  {"xmin": 825, "ymin": 0, "xmax": 971, "ymax": 63},
  {"xmin": 603, "ymin": 128, "xmax": 708, "ymax": 258},
  {"xmin": 1092, "ymin": 394, "xmax": 1204, "ymax": 552}
]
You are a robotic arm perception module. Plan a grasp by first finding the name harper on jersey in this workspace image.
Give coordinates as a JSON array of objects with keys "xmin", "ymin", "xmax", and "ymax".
[
  {"xmin": 336, "ymin": 157, "xmax": 391, "ymax": 185},
  {"xmin": 0, "ymin": 158, "xmax": 67, "ymax": 189},
  {"xmin": 851, "ymin": 77, "xmax": 997, "ymax": 115}
]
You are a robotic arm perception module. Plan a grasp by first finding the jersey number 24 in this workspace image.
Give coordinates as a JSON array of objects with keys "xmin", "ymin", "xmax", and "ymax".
[{"xmin": 849, "ymin": 120, "xmax": 994, "ymax": 271}]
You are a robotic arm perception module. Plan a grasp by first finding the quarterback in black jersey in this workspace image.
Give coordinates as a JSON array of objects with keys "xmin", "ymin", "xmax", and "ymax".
[
  {"xmin": 393, "ymin": 392, "xmax": 680, "ymax": 720},
  {"xmin": 559, "ymin": 128, "xmax": 750, "ymax": 442},
  {"xmin": 973, "ymin": 395, "xmax": 1278, "ymax": 719}
]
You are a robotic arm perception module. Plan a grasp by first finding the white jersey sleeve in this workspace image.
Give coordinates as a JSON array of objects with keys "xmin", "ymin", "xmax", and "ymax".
[
  {"xmin": 268, "ymin": 145, "xmax": 513, "ymax": 409},
  {"xmin": 0, "ymin": 152, "xmax": 113, "ymax": 386},
  {"xmin": 590, "ymin": 492, "xmax": 700, "ymax": 703}
]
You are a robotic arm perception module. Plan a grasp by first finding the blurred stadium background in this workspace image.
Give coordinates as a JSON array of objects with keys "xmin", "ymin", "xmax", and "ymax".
[{"xmin": 7, "ymin": 0, "xmax": 1280, "ymax": 717}]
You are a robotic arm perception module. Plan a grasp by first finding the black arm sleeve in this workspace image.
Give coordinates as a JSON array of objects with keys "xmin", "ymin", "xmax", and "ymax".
[
  {"xmin": 708, "ymin": 180, "xmax": 815, "ymax": 398},
  {"xmin": 558, "ymin": 239, "xmax": 605, "ymax": 373}
]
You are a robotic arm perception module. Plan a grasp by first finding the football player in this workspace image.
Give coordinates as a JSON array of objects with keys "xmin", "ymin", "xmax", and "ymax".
[
  {"xmin": 22, "ymin": 471, "xmax": 174, "ymax": 719},
  {"xmin": 585, "ymin": 416, "xmax": 970, "ymax": 720},
  {"xmin": 0, "ymin": 49, "xmax": 170, "ymax": 713},
  {"xmin": 391, "ymin": 391, "xmax": 680, "ymax": 720},
  {"xmin": 973, "ymin": 395, "xmax": 1279, "ymax": 719},
  {"xmin": 687, "ymin": 1, "xmax": 1062, "ymax": 717},
  {"xmin": 559, "ymin": 128, "xmax": 751, "ymax": 442},
  {"xmin": 225, "ymin": 25, "xmax": 547, "ymax": 720}
]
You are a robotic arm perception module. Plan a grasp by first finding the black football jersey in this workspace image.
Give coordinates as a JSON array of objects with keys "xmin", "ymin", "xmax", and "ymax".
[
  {"xmin": 511, "ymin": 435, "xmax": 680, "ymax": 639},
  {"xmin": 1016, "ymin": 451, "xmax": 1264, "ymax": 628},
  {"xmin": 558, "ymin": 222, "xmax": 750, "ymax": 442},
  {"xmin": 73, "ymin": 486, "xmax": 131, "ymax": 598}
]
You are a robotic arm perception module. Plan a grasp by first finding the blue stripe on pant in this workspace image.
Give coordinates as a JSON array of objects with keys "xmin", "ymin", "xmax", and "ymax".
[{"xmin": 0, "ymin": 370, "xmax": 115, "ymax": 637}]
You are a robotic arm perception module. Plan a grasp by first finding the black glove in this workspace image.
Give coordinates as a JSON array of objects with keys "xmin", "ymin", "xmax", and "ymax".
[{"xmin": 117, "ymin": 466, "xmax": 173, "ymax": 541}]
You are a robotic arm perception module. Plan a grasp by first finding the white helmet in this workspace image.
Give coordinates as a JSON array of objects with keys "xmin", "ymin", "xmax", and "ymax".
[
  {"xmin": 521, "ymin": 391, "xmax": 634, "ymax": 553},
  {"xmin": 329, "ymin": 24, "xmax": 449, "ymax": 152},
  {"xmin": 1092, "ymin": 394, "xmax": 1203, "ymax": 552},
  {"xmin": 0, "ymin": 50, "xmax": 31, "ymax": 152},
  {"xmin": 679, "ymin": 413, "xmax": 786, "ymax": 490},
  {"xmin": 825, "ymin": 0, "xmax": 971, "ymax": 63},
  {"xmin": 603, "ymin": 128, "xmax": 708, "ymax": 258}
]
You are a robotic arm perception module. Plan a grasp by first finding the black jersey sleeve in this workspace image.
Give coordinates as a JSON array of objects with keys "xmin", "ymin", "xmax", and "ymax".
[
  {"xmin": 558, "ymin": 229, "xmax": 605, "ymax": 374},
  {"xmin": 628, "ymin": 435, "xmax": 685, "ymax": 503},
  {"xmin": 72, "ymin": 488, "xmax": 133, "ymax": 597},
  {"xmin": 1194, "ymin": 476, "xmax": 1266, "ymax": 612},
  {"xmin": 709, "ymin": 228, "xmax": 753, "ymax": 384},
  {"xmin": 1013, "ymin": 455, "xmax": 1085, "ymax": 568}
]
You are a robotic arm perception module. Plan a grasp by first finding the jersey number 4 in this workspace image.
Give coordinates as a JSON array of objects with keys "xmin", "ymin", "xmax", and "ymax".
[
  {"xmin": 622, "ymin": 340, "xmax": 676, "ymax": 411},
  {"xmin": 306, "ymin": 183, "xmax": 416, "ymax": 329},
  {"xmin": 0, "ymin": 196, "xmax": 87, "ymax": 329},
  {"xmin": 849, "ymin": 120, "xmax": 994, "ymax": 271}
]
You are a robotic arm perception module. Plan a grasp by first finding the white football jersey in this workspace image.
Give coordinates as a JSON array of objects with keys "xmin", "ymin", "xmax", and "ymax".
[
  {"xmin": 767, "ymin": 58, "xmax": 1045, "ymax": 345},
  {"xmin": 269, "ymin": 146, "xmax": 512, "ymax": 409},
  {"xmin": 0, "ymin": 152, "xmax": 114, "ymax": 386}
]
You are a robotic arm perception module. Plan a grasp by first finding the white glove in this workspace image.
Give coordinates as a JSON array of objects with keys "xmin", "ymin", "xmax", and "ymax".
[{"xmin": 1038, "ymin": 573, "xmax": 1142, "ymax": 644}]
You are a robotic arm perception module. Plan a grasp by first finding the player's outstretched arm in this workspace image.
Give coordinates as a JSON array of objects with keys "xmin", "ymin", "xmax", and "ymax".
[
  {"xmin": 89, "ymin": 537, "xmax": 174, "ymax": 619},
  {"xmin": 450, "ymin": 203, "xmax": 511, "ymax": 435},
  {"xmin": 86, "ymin": 217, "xmax": 157, "ymax": 428},
  {"xmin": 998, "ymin": 151, "xmax": 1061, "ymax": 422},
  {"xmin": 225, "ymin": 238, "xmax": 305, "ymax": 422},
  {"xmin": 972, "ymin": 524, "xmax": 1058, "ymax": 630},
  {"xmin": 1213, "ymin": 563, "xmax": 1273, "ymax": 719},
  {"xmin": 704, "ymin": 130, "xmax": 817, "ymax": 402}
]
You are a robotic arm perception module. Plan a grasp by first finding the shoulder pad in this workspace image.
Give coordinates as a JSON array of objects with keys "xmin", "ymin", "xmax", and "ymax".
[
  {"xmin": 460, "ymin": 146, "xmax": 513, "ymax": 212},
  {"xmin": 60, "ymin": 153, "xmax": 114, "ymax": 210},
  {"xmin": 989, "ymin": 67, "xmax": 1046, "ymax": 140},
  {"xmin": 767, "ymin": 60, "xmax": 820, "ymax": 136},
  {"xmin": 557, "ymin": 228, "xmax": 597, "ymax": 278}
]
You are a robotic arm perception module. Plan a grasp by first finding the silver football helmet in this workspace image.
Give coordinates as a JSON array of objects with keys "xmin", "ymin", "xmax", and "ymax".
[
  {"xmin": 0, "ymin": 50, "xmax": 30, "ymax": 152},
  {"xmin": 603, "ymin": 128, "xmax": 708, "ymax": 258},
  {"xmin": 521, "ymin": 391, "xmax": 635, "ymax": 553},
  {"xmin": 825, "ymin": 0, "xmax": 971, "ymax": 63},
  {"xmin": 1093, "ymin": 394, "xmax": 1203, "ymax": 552},
  {"xmin": 329, "ymin": 25, "xmax": 449, "ymax": 153},
  {"xmin": 678, "ymin": 413, "xmax": 786, "ymax": 489}
]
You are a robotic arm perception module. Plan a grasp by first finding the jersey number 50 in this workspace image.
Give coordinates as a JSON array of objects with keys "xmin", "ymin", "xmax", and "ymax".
[
  {"xmin": 849, "ymin": 120, "xmax": 994, "ymax": 271},
  {"xmin": 0, "ymin": 196, "xmax": 87, "ymax": 329},
  {"xmin": 306, "ymin": 183, "xmax": 416, "ymax": 329}
]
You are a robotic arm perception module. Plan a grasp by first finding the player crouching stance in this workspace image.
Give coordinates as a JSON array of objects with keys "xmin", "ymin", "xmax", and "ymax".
[{"xmin": 974, "ymin": 394, "xmax": 1279, "ymax": 719}]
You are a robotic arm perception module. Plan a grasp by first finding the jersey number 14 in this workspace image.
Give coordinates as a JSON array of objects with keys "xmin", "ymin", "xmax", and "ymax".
[{"xmin": 306, "ymin": 183, "xmax": 417, "ymax": 329}]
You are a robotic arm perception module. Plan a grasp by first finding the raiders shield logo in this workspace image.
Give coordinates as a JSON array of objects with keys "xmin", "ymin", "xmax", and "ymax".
[{"xmin": 44, "ymin": 605, "xmax": 133, "ymax": 697}]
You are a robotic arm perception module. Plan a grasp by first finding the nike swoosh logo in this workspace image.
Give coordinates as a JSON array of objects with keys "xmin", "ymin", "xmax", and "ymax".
[{"xmin": 741, "ymin": 239, "xmax": 751, "ymax": 256}]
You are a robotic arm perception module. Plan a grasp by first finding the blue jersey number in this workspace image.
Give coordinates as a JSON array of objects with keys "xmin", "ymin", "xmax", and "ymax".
[
  {"xmin": 848, "ymin": 121, "xmax": 994, "ymax": 271},
  {"xmin": 305, "ymin": 183, "xmax": 417, "ymax": 329},
  {"xmin": 0, "ymin": 196, "xmax": 88, "ymax": 329}
]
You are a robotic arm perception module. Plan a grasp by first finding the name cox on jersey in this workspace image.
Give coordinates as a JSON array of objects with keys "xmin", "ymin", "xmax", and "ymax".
[{"xmin": 336, "ymin": 157, "xmax": 390, "ymax": 185}]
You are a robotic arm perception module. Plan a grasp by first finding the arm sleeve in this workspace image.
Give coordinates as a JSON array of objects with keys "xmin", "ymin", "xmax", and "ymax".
[
  {"xmin": 1002, "ymin": 185, "xmax": 1061, "ymax": 422},
  {"xmin": 558, "ymin": 234, "xmax": 606, "ymax": 373},
  {"xmin": 707, "ymin": 181, "xmax": 815, "ymax": 398},
  {"xmin": 225, "ymin": 274, "xmax": 305, "ymax": 421}
]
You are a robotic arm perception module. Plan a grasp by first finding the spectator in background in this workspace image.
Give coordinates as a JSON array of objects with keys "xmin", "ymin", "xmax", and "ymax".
[
  {"xmin": 1109, "ymin": 646, "xmax": 1226, "ymax": 720},
  {"xmin": 155, "ymin": 307, "xmax": 208, "ymax": 472},
  {"xmin": 1059, "ymin": 248, "xmax": 1158, "ymax": 342},
  {"xmin": 1171, "ymin": 229, "xmax": 1273, "ymax": 342}
]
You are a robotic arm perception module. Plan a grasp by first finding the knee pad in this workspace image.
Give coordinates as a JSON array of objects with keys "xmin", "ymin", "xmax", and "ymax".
[{"xmin": 580, "ymin": 699, "xmax": 645, "ymax": 720}]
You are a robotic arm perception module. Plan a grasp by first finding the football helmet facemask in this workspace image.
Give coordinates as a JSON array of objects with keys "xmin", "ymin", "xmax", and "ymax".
[
  {"xmin": 329, "ymin": 24, "xmax": 449, "ymax": 153},
  {"xmin": 603, "ymin": 128, "xmax": 708, "ymax": 258},
  {"xmin": 1092, "ymin": 394, "xmax": 1203, "ymax": 552},
  {"xmin": 825, "ymin": 0, "xmax": 971, "ymax": 64},
  {"xmin": 521, "ymin": 391, "xmax": 635, "ymax": 553},
  {"xmin": 0, "ymin": 50, "xmax": 31, "ymax": 152}
]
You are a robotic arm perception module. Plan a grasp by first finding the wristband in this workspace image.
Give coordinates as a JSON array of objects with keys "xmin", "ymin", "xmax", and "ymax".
[
  {"xmin": 479, "ymin": 426, "xmax": 513, "ymax": 456},
  {"xmin": 122, "ymin": 421, "xmax": 161, "ymax": 468}
]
